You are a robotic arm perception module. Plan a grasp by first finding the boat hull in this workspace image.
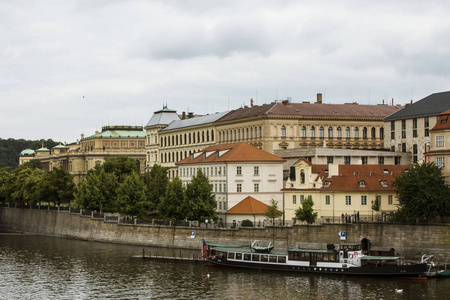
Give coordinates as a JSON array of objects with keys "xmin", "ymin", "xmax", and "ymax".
[{"xmin": 207, "ymin": 258, "xmax": 428, "ymax": 277}]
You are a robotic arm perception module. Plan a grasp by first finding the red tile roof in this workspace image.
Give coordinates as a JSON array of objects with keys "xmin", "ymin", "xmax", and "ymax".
[
  {"xmin": 226, "ymin": 196, "xmax": 270, "ymax": 215},
  {"xmin": 431, "ymin": 109, "xmax": 450, "ymax": 131},
  {"xmin": 176, "ymin": 142, "xmax": 285, "ymax": 165}
]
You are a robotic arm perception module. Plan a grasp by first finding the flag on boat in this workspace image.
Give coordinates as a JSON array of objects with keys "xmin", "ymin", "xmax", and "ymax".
[{"xmin": 201, "ymin": 239, "xmax": 208, "ymax": 257}]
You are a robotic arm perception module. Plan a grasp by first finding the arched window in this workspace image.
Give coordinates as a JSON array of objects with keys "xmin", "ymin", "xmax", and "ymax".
[
  {"xmin": 238, "ymin": 129, "xmax": 241, "ymax": 140},
  {"xmin": 301, "ymin": 126, "xmax": 306, "ymax": 137},
  {"xmin": 337, "ymin": 127, "xmax": 342, "ymax": 138},
  {"xmin": 371, "ymin": 127, "xmax": 376, "ymax": 138},
  {"xmin": 211, "ymin": 130, "xmax": 214, "ymax": 141},
  {"xmin": 172, "ymin": 135, "xmax": 174, "ymax": 146},
  {"xmin": 319, "ymin": 126, "xmax": 324, "ymax": 138},
  {"xmin": 246, "ymin": 128, "xmax": 249, "ymax": 139},
  {"xmin": 346, "ymin": 127, "xmax": 351, "ymax": 138},
  {"xmin": 206, "ymin": 131, "xmax": 209, "ymax": 142},
  {"xmin": 363, "ymin": 127, "xmax": 368, "ymax": 138},
  {"xmin": 310, "ymin": 126, "xmax": 316, "ymax": 137},
  {"xmin": 328, "ymin": 126, "xmax": 333, "ymax": 138},
  {"xmin": 176, "ymin": 135, "xmax": 179, "ymax": 145},
  {"xmin": 281, "ymin": 125, "xmax": 286, "ymax": 137},
  {"xmin": 259, "ymin": 126, "xmax": 262, "ymax": 137},
  {"xmin": 202, "ymin": 131, "xmax": 205, "ymax": 143},
  {"xmin": 189, "ymin": 133, "xmax": 192, "ymax": 144},
  {"xmin": 160, "ymin": 137, "xmax": 163, "ymax": 146},
  {"xmin": 197, "ymin": 132, "xmax": 200, "ymax": 143},
  {"xmin": 255, "ymin": 127, "xmax": 258, "ymax": 138},
  {"xmin": 379, "ymin": 128, "xmax": 384, "ymax": 139},
  {"xmin": 354, "ymin": 127, "xmax": 359, "ymax": 138},
  {"xmin": 300, "ymin": 170, "xmax": 305, "ymax": 184},
  {"xmin": 251, "ymin": 128, "xmax": 253, "ymax": 138},
  {"xmin": 184, "ymin": 134, "xmax": 187, "ymax": 144}
]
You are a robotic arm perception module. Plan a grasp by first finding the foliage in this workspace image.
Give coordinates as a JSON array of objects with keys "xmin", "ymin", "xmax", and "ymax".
[
  {"xmin": 184, "ymin": 169, "xmax": 217, "ymax": 222},
  {"xmin": 241, "ymin": 219, "xmax": 253, "ymax": 227},
  {"xmin": 102, "ymin": 156, "xmax": 139, "ymax": 182},
  {"xmin": 295, "ymin": 196, "xmax": 318, "ymax": 224},
  {"xmin": 76, "ymin": 168, "xmax": 118, "ymax": 212},
  {"xmin": 23, "ymin": 159, "xmax": 42, "ymax": 170},
  {"xmin": 115, "ymin": 171, "xmax": 149, "ymax": 219},
  {"xmin": 0, "ymin": 167, "xmax": 13, "ymax": 203},
  {"xmin": 393, "ymin": 162, "xmax": 450, "ymax": 224},
  {"xmin": 0, "ymin": 138, "xmax": 59, "ymax": 169},
  {"xmin": 159, "ymin": 176, "xmax": 185, "ymax": 220},
  {"xmin": 264, "ymin": 199, "xmax": 282, "ymax": 222},
  {"xmin": 371, "ymin": 196, "xmax": 381, "ymax": 212},
  {"xmin": 143, "ymin": 164, "xmax": 169, "ymax": 211}
]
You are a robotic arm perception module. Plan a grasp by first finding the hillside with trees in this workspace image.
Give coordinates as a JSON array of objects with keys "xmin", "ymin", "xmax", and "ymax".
[{"xmin": 0, "ymin": 138, "xmax": 59, "ymax": 169}]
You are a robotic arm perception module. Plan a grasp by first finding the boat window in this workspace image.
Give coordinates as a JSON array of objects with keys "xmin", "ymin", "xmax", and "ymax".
[
  {"xmin": 261, "ymin": 255, "xmax": 269, "ymax": 262},
  {"xmin": 244, "ymin": 253, "xmax": 251, "ymax": 261},
  {"xmin": 269, "ymin": 255, "xmax": 277, "ymax": 263},
  {"xmin": 227, "ymin": 252, "xmax": 235, "ymax": 259},
  {"xmin": 236, "ymin": 253, "xmax": 242, "ymax": 260},
  {"xmin": 278, "ymin": 256, "xmax": 286, "ymax": 263},
  {"xmin": 252, "ymin": 254, "xmax": 260, "ymax": 262}
]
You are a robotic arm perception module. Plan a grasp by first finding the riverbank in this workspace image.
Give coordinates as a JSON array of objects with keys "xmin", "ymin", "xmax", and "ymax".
[{"xmin": 0, "ymin": 207, "xmax": 448, "ymax": 262}]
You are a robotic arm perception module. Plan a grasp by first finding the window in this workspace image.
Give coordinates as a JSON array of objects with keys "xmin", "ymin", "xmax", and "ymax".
[
  {"xmin": 380, "ymin": 128, "xmax": 384, "ymax": 139},
  {"xmin": 402, "ymin": 143, "xmax": 406, "ymax": 152},
  {"xmin": 413, "ymin": 118, "xmax": 417, "ymax": 128},
  {"xmin": 237, "ymin": 183, "xmax": 242, "ymax": 193},
  {"xmin": 346, "ymin": 196, "xmax": 351, "ymax": 205},
  {"xmin": 344, "ymin": 156, "xmax": 351, "ymax": 165},
  {"xmin": 359, "ymin": 180, "xmax": 365, "ymax": 187},
  {"xmin": 436, "ymin": 157, "xmax": 445, "ymax": 168},
  {"xmin": 300, "ymin": 171, "xmax": 305, "ymax": 184},
  {"xmin": 328, "ymin": 126, "xmax": 333, "ymax": 138},
  {"xmin": 402, "ymin": 119, "xmax": 406, "ymax": 130},
  {"xmin": 300, "ymin": 195, "xmax": 305, "ymax": 204},
  {"xmin": 281, "ymin": 126, "xmax": 286, "ymax": 137},
  {"xmin": 354, "ymin": 127, "xmax": 359, "ymax": 138},
  {"xmin": 254, "ymin": 183, "xmax": 259, "ymax": 192},
  {"xmin": 413, "ymin": 144, "xmax": 418, "ymax": 164},
  {"xmin": 310, "ymin": 126, "xmax": 315, "ymax": 137},
  {"xmin": 293, "ymin": 195, "xmax": 297, "ymax": 205},
  {"xmin": 346, "ymin": 127, "xmax": 350, "ymax": 138},
  {"xmin": 301, "ymin": 126, "xmax": 306, "ymax": 137},
  {"xmin": 395, "ymin": 156, "xmax": 401, "ymax": 165},
  {"xmin": 391, "ymin": 121, "xmax": 395, "ymax": 130},
  {"xmin": 325, "ymin": 195, "xmax": 330, "ymax": 205},
  {"xmin": 237, "ymin": 166, "xmax": 242, "ymax": 175},
  {"xmin": 337, "ymin": 127, "xmax": 342, "ymax": 138},
  {"xmin": 388, "ymin": 195, "xmax": 393, "ymax": 205},
  {"xmin": 425, "ymin": 117, "xmax": 430, "ymax": 137},
  {"xmin": 254, "ymin": 166, "xmax": 259, "ymax": 175},
  {"xmin": 361, "ymin": 195, "xmax": 367, "ymax": 206},
  {"xmin": 378, "ymin": 156, "xmax": 384, "ymax": 165},
  {"xmin": 361, "ymin": 156, "xmax": 368, "ymax": 165},
  {"xmin": 363, "ymin": 127, "xmax": 368, "ymax": 138},
  {"xmin": 327, "ymin": 156, "xmax": 334, "ymax": 164},
  {"xmin": 380, "ymin": 180, "xmax": 388, "ymax": 187},
  {"xmin": 436, "ymin": 135, "xmax": 444, "ymax": 147},
  {"xmin": 319, "ymin": 126, "xmax": 324, "ymax": 138}
]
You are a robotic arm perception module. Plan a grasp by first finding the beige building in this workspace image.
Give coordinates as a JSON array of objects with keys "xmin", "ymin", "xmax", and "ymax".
[
  {"xmin": 384, "ymin": 91, "xmax": 450, "ymax": 164},
  {"xmin": 19, "ymin": 149, "xmax": 36, "ymax": 165},
  {"xmin": 426, "ymin": 109, "xmax": 450, "ymax": 181},
  {"xmin": 283, "ymin": 159, "xmax": 406, "ymax": 223},
  {"xmin": 34, "ymin": 126, "xmax": 146, "ymax": 184}
]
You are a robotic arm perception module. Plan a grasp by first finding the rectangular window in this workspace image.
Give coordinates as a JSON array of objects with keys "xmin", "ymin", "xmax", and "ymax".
[
  {"xmin": 237, "ymin": 183, "xmax": 242, "ymax": 193},
  {"xmin": 436, "ymin": 135, "xmax": 444, "ymax": 147},
  {"xmin": 402, "ymin": 130, "xmax": 406, "ymax": 139},
  {"xmin": 361, "ymin": 156, "xmax": 368, "ymax": 165},
  {"xmin": 391, "ymin": 121, "xmax": 395, "ymax": 130},
  {"xmin": 325, "ymin": 195, "xmax": 330, "ymax": 205},
  {"xmin": 402, "ymin": 120, "xmax": 406, "ymax": 130},
  {"xmin": 413, "ymin": 129, "xmax": 417, "ymax": 138},
  {"xmin": 361, "ymin": 195, "xmax": 367, "ymax": 206},
  {"xmin": 388, "ymin": 195, "xmax": 393, "ymax": 205},
  {"xmin": 346, "ymin": 195, "xmax": 351, "ymax": 205},
  {"xmin": 327, "ymin": 156, "xmax": 334, "ymax": 164},
  {"xmin": 344, "ymin": 156, "xmax": 351, "ymax": 165},
  {"xmin": 300, "ymin": 195, "xmax": 305, "ymax": 204},
  {"xmin": 293, "ymin": 195, "xmax": 297, "ymax": 205},
  {"xmin": 219, "ymin": 183, "xmax": 222, "ymax": 192},
  {"xmin": 254, "ymin": 183, "xmax": 259, "ymax": 192},
  {"xmin": 413, "ymin": 118, "xmax": 417, "ymax": 128},
  {"xmin": 378, "ymin": 156, "xmax": 384, "ymax": 165},
  {"xmin": 402, "ymin": 143, "xmax": 406, "ymax": 152},
  {"xmin": 254, "ymin": 166, "xmax": 259, "ymax": 175},
  {"xmin": 436, "ymin": 157, "xmax": 445, "ymax": 168},
  {"xmin": 391, "ymin": 131, "xmax": 395, "ymax": 139},
  {"xmin": 237, "ymin": 166, "xmax": 242, "ymax": 175},
  {"xmin": 395, "ymin": 156, "xmax": 401, "ymax": 165}
]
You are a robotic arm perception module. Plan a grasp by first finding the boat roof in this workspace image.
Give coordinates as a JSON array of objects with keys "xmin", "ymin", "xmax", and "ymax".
[
  {"xmin": 360, "ymin": 256, "xmax": 400, "ymax": 260},
  {"xmin": 211, "ymin": 247, "xmax": 287, "ymax": 256},
  {"xmin": 289, "ymin": 248, "xmax": 337, "ymax": 254},
  {"xmin": 205, "ymin": 241, "xmax": 248, "ymax": 248}
]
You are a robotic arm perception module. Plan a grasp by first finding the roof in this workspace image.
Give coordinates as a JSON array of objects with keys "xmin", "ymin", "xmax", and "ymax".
[
  {"xmin": 53, "ymin": 143, "xmax": 68, "ymax": 149},
  {"xmin": 384, "ymin": 91, "xmax": 450, "ymax": 121},
  {"xmin": 226, "ymin": 196, "xmax": 270, "ymax": 215},
  {"xmin": 161, "ymin": 111, "xmax": 229, "ymax": 132},
  {"xmin": 217, "ymin": 102, "xmax": 403, "ymax": 123},
  {"xmin": 145, "ymin": 106, "xmax": 180, "ymax": 128},
  {"xmin": 176, "ymin": 142, "xmax": 285, "ymax": 165},
  {"xmin": 83, "ymin": 129, "xmax": 146, "ymax": 140},
  {"xmin": 20, "ymin": 149, "xmax": 35, "ymax": 156},
  {"xmin": 431, "ymin": 109, "xmax": 450, "ymax": 131},
  {"xmin": 36, "ymin": 147, "xmax": 50, "ymax": 152}
]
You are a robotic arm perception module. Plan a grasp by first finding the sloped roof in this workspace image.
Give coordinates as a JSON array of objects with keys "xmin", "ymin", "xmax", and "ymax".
[
  {"xmin": 20, "ymin": 149, "xmax": 35, "ymax": 156},
  {"xmin": 176, "ymin": 142, "xmax": 285, "ymax": 165},
  {"xmin": 217, "ymin": 102, "xmax": 402, "ymax": 123},
  {"xmin": 384, "ymin": 91, "xmax": 450, "ymax": 121},
  {"xmin": 226, "ymin": 196, "xmax": 269, "ymax": 215},
  {"xmin": 431, "ymin": 109, "xmax": 450, "ymax": 131},
  {"xmin": 83, "ymin": 129, "xmax": 146, "ymax": 140},
  {"xmin": 161, "ymin": 111, "xmax": 229, "ymax": 131},
  {"xmin": 145, "ymin": 106, "xmax": 180, "ymax": 128}
]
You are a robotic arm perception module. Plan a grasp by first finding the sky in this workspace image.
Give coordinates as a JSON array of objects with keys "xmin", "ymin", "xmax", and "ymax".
[{"xmin": 2, "ymin": 0, "xmax": 450, "ymax": 143}]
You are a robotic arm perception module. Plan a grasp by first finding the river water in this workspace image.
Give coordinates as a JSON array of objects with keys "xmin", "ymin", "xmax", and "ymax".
[{"xmin": 0, "ymin": 233, "xmax": 449, "ymax": 300}]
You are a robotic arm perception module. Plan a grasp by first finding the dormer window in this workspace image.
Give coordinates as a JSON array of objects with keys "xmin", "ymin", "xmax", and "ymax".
[
  {"xmin": 380, "ymin": 180, "xmax": 388, "ymax": 187},
  {"xmin": 324, "ymin": 181, "xmax": 331, "ymax": 187},
  {"xmin": 359, "ymin": 180, "xmax": 365, "ymax": 187}
]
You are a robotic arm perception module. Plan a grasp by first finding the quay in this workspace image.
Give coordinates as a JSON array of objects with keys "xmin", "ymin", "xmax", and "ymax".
[{"xmin": 130, "ymin": 248, "xmax": 205, "ymax": 263}]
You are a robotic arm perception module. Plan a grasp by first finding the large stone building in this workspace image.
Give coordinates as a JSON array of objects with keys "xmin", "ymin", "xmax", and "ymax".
[
  {"xmin": 33, "ymin": 125, "xmax": 146, "ymax": 184},
  {"xmin": 384, "ymin": 91, "xmax": 450, "ymax": 164},
  {"xmin": 426, "ymin": 109, "xmax": 450, "ymax": 180},
  {"xmin": 176, "ymin": 143, "xmax": 285, "ymax": 223}
]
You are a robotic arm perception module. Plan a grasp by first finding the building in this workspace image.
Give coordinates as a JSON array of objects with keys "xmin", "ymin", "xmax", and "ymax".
[
  {"xmin": 19, "ymin": 149, "xmax": 35, "ymax": 165},
  {"xmin": 35, "ymin": 125, "xmax": 146, "ymax": 184},
  {"xmin": 384, "ymin": 91, "xmax": 450, "ymax": 164},
  {"xmin": 225, "ymin": 196, "xmax": 272, "ymax": 227},
  {"xmin": 283, "ymin": 159, "xmax": 407, "ymax": 223},
  {"xmin": 176, "ymin": 142, "xmax": 285, "ymax": 222},
  {"xmin": 426, "ymin": 109, "xmax": 450, "ymax": 180}
]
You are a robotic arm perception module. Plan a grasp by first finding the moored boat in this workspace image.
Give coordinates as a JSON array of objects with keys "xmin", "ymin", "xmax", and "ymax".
[{"xmin": 203, "ymin": 240, "xmax": 430, "ymax": 277}]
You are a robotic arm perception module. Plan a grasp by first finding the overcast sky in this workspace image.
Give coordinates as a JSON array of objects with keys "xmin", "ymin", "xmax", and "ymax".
[{"xmin": 2, "ymin": 0, "xmax": 450, "ymax": 143}]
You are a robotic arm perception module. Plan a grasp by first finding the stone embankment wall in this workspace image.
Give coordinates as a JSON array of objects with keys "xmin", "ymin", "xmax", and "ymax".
[{"xmin": 1, "ymin": 207, "xmax": 448, "ymax": 262}]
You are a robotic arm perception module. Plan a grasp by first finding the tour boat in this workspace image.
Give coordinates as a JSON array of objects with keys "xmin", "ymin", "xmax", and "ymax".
[{"xmin": 202, "ymin": 240, "xmax": 431, "ymax": 277}]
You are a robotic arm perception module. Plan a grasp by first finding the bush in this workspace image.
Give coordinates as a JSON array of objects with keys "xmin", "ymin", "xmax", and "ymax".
[{"xmin": 241, "ymin": 219, "xmax": 253, "ymax": 227}]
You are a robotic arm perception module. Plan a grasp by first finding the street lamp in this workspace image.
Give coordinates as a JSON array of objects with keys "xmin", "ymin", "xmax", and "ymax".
[{"xmin": 371, "ymin": 200, "xmax": 374, "ymax": 221}]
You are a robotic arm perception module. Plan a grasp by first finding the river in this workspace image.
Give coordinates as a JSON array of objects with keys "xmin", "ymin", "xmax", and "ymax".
[{"xmin": 0, "ymin": 232, "xmax": 449, "ymax": 299}]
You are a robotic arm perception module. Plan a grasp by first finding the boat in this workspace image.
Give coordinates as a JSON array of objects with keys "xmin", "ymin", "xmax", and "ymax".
[
  {"xmin": 203, "ymin": 240, "xmax": 431, "ymax": 277},
  {"xmin": 251, "ymin": 241, "xmax": 274, "ymax": 253}
]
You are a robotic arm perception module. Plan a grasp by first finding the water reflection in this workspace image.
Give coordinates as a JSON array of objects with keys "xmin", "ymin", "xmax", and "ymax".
[{"xmin": 0, "ymin": 233, "xmax": 449, "ymax": 299}]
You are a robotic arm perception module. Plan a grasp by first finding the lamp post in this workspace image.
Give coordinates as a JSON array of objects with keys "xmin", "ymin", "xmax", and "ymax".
[{"xmin": 371, "ymin": 200, "xmax": 374, "ymax": 221}]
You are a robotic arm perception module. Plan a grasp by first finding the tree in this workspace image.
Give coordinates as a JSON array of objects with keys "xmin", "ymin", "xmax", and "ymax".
[
  {"xmin": 102, "ymin": 156, "xmax": 139, "ymax": 182},
  {"xmin": 184, "ymin": 169, "xmax": 217, "ymax": 222},
  {"xmin": 295, "ymin": 196, "xmax": 318, "ymax": 224},
  {"xmin": 0, "ymin": 167, "xmax": 13, "ymax": 204},
  {"xmin": 45, "ymin": 167, "xmax": 76, "ymax": 206},
  {"xmin": 143, "ymin": 164, "xmax": 169, "ymax": 211},
  {"xmin": 76, "ymin": 168, "xmax": 118, "ymax": 212},
  {"xmin": 159, "ymin": 176, "xmax": 185, "ymax": 220},
  {"xmin": 393, "ymin": 162, "xmax": 450, "ymax": 224},
  {"xmin": 23, "ymin": 159, "xmax": 42, "ymax": 170},
  {"xmin": 264, "ymin": 199, "xmax": 282, "ymax": 225},
  {"xmin": 371, "ymin": 196, "xmax": 381, "ymax": 212},
  {"xmin": 115, "ymin": 171, "xmax": 149, "ymax": 219}
]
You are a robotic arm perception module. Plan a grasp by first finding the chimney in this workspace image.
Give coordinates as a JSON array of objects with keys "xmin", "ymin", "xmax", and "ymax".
[
  {"xmin": 250, "ymin": 98, "xmax": 254, "ymax": 107},
  {"xmin": 382, "ymin": 99, "xmax": 385, "ymax": 105},
  {"xmin": 392, "ymin": 98, "xmax": 394, "ymax": 106},
  {"xmin": 182, "ymin": 112, "xmax": 186, "ymax": 119},
  {"xmin": 188, "ymin": 112, "xmax": 194, "ymax": 118},
  {"xmin": 317, "ymin": 93, "xmax": 322, "ymax": 104}
]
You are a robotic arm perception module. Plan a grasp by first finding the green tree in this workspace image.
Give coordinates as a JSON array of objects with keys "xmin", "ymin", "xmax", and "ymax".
[
  {"xmin": 184, "ymin": 169, "xmax": 217, "ymax": 222},
  {"xmin": 393, "ymin": 162, "xmax": 450, "ymax": 224},
  {"xmin": 0, "ymin": 167, "xmax": 13, "ymax": 204},
  {"xmin": 143, "ymin": 164, "xmax": 169, "ymax": 211},
  {"xmin": 295, "ymin": 196, "xmax": 318, "ymax": 224},
  {"xmin": 371, "ymin": 196, "xmax": 381, "ymax": 212},
  {"xmin": 159, "ymin": 176, "xmax": 185, "ymax": 220},
  {"xmin": 23, "ymin": 159, "xmax": 42, "ymax": 170},
  {"xmin": 115, "ymin": 171, "xmax": 149, "ymax": 219},
  {"xmin": 102, "ymin": 156, "xmax": 139, "ymax": 182},
  {"xmin": 45, "ymin": 167, "xmax": 76, "ymax": 207},
  {"xmin": 264, "ymin": 199, "xmax": 282, "ymax": 224},
  {"xmin": 21, "ymin": 168, "xmax": 46, "ymax": 206},
  {"xmin": 76, "ymin": 168, "xmax": 118, "ymax": 212}
]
